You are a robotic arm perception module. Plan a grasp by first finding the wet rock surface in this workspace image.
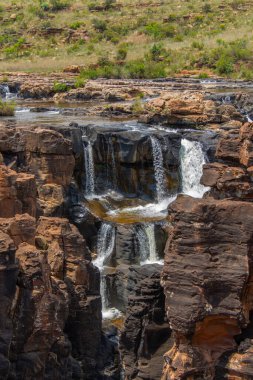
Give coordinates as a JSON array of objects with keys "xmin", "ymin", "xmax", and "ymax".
[{"xmin": 120, "ymin": 264, "xmax": 171, "ymax": 380}]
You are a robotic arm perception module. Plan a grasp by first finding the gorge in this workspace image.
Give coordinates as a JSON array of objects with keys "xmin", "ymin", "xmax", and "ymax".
[{"xmin": 0, "ymin": 77, "xmax": 253, "ymax": 380}]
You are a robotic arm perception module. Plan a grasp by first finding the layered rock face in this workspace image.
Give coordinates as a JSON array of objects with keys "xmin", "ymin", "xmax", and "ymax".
[
  {"xmin": 0, "ymin": 208, "xmax": 101, "ymax": 379},
  {"xmin": 0, "ymin": 125, "xmax": 102, "ymax": 379},
  {"xmin": 141, "ymin": 91, "xmax": 243, "ymax": 126},
  {"xmin": 0, "ymin": 123, "xmax": 80, "ymax": 216},
  {"xmin": 120, "ymin": 265, "xmax": 171, "ymax": 380},
  {"xmin": 161, "ymin": 122, "xmax": 253, "ymax": 379}
]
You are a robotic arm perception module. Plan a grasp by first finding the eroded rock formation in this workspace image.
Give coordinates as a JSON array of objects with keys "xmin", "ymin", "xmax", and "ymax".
[
  {"xmin": 141, "ymin": 91, "xmax": 243, "ymax": 126},
  {"xmin": 0, "ymin": 124, "xmax": 102, "ymax": 379},
  {"xmin": 161, "ymin": 122, "xmax": 253, "ymax": 379}
]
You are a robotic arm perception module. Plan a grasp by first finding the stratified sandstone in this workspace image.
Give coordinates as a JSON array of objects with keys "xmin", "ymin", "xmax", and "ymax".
[
  {"xmin": 161, "ymin": 195, "xmax": 253, "ymax": 380},
  {"xmin": 0, "ymin": 213, "xmax": 101, "ymax": 379},
  {"xmin": 0, "ymin": 124, "xmax": 77, "ymax": 217},
  {"xmin": 140, "ymin": 91, "xmax": 243, "ymax": 126},
  {"xmin": 0, "ymin": 165, "xmax": 36, "ymax": 218},
  {"xmin": 202, "ymin": 122, "xmax": 253, "ymax": 200}
]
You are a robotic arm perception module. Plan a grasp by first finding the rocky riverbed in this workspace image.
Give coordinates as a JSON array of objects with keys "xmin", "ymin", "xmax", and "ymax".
[{"xmin": 0, "ymin": 76, "xmax": 253, "ymax": 380}]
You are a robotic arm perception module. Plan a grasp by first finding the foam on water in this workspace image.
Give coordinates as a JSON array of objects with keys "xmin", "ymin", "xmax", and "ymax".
[
  {"xmin": 180, "ymin": 139, "xmax": 209, "ymax": 198},
  {"xmin": 107, "ymin": 196, "xmax": 176, "ymax": 219}
]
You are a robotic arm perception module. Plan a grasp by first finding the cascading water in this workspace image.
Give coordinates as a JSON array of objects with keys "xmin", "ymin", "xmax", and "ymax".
[
  {"xmin": 0, "ymin": 84, "xmax": 16, "ymax": 100},
  {"xmin": 94, "ymin": 223, "xmax": 118, "ymax": 318},
  {"xmin": 95, "ymin": 223, "xmax": 116, "ymax": 269},
  {"xmin": 180, "ymin": 139, "xmax": 209, "ymax": 198},
  {"xmin": 109, "ymin": 137, "xmax": 117, "ymax": 190},
  {"xmin": 136, "ymin": 223, "xmax": 161, "ymax": 265},
  {"xmin": 84, "ymin": 141, "xmax": 95, "ymax": 197},
  {"xmin": 150, "ymin": 136, "xmax": 167, "ymax": 202}
]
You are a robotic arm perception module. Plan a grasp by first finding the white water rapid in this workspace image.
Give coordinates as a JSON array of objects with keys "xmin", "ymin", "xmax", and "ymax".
[
  {"xmin": 136, "ymin": 223, "xmax": 162, "ymax": 265},
  {"xmin": 150, "ymin": 136, "xmax": 167, "ymax": 202},
  {"xmin": 180, "ymin": 139, "xmax": 209, "ymax": 198},
  {"xmin": 84, "ymin": 141, "xmax": 95, "ymax": 197},
  {"xmin": 94, "ymin": 223, "xmax": 120, "ymax": 319},
  {"xmin": 94, "ymin": 223, "xmax": 116, "ymax": 269},
  {"xmin": 1, "ymin": 85, "xmax": 16, "ymax": 100}
]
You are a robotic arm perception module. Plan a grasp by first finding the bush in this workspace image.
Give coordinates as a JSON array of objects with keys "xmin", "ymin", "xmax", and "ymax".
[
  {"xmin": 0, "ymin": 100, "xmax": 15, "ymax": 116},
  {"xmin": 216, "ymin": 55, "xmax": 234, "ymax": 74},
  {"xmin": 78, "ymin": 56, "xmax": 167, "ymax": 80},
  {"xmin": 92, "ymin": 18, "xmax": 107, "ymax": 32},
  {"xmin": 53, "ymin": 82, "xmax": 69, "ymax": 92},
  {"xmin": 104, "ymin": 0, "xmax": 116, "ymax": 10},
  {"xmin": 125, "ymin": 59, "xmax": 166, "ymax": 79},
  {"xmin": 198, "ymin": 72, "xmax": 209, "ymax": 79},
  {"xmin": 50, "ymin": 0, "xmax": 70, "ymax": 11},
  {"xmin": 144, "ymin": 22, "xmax": 176, "ymax": 39},
  {"xmin": 192, "ymin": 41, "xmax": 204, "ymax": 50},
  {"xmin": 4, "ymin": 37, "xmax": 27, "ymax": 58},
  {"xmin": 116, "ymin": 45, "xmax": 128, "ymax": 60},
  {"xmin": 202, "ymin": 3, "xmax": 212, "ymax": 13},
  {"xmin": 70, "ymin": 21, "xmax": 84, "ymax": 30},
  {"xmin": 132, "ymin": 97, "xmax": 144, "ymax": 114}
]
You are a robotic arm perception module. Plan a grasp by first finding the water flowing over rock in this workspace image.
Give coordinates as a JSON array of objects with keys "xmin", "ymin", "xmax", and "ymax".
[
  {"xmin": 180, "ymin": 138, "xmax": 209, "ymax": 198},
  {"xmin": 150, "ymin": 136, "xmax": 167, "ymax": 202},
  {"xmin": 83, "ymin": 141, "xmax": 95, "ymax": 197},
  {"xmin": 1, "ymin": 81, "xmax": 241, "ymax": 380}
]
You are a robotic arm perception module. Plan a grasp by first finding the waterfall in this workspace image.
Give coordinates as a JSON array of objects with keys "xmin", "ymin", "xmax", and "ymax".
[
  {"xmin": 94, "ymin": 223, "xmax": 116, "ymax": 316},
  {"xmin": 109, "ymin": 137, "xmax": 117, "ymax": 190},
  {"xmin": 136, "ymin": 223, "xmax": 160, "ymax": 265},
  {"xmin": 150, "ymin": 136, "xmax": 166, "ymax": 202},
  {"xmin": 95, "ymin": 223, "xmax": 116, "ymax": 269},
  {"xmin": 180, "ymin": 139, "xmax": 209, "ymax": 198},
  {"xmin": 0, "ymin": 84, "xmax": 16, "ymax": 100},
  {"xmin": 84, "ymin": 141, "xmax": 95, "ymax": 197}
]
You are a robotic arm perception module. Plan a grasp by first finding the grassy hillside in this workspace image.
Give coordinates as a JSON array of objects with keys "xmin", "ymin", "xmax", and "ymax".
[{"xmin": 0, "ymin": 0, "xmax": 253, "ymax": 79}]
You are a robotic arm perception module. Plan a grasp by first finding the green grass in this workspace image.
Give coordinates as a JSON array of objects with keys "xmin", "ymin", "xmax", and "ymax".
[
  {"xmin": 0, "ymin": 99, "xmax": 15, "ymax": 116},
  {"xmin": 0, "ymin": 0, "xmax": 253, "ymax": 79}
]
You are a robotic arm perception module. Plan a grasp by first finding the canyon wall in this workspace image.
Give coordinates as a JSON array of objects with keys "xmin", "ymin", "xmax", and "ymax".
[
  {"xmin": 161, "ymin": 121, "xmax": 253, "ymax": 380},
  {"xmin": 0, "ymin": 124, "xmax": 103, "ymax": 379}
]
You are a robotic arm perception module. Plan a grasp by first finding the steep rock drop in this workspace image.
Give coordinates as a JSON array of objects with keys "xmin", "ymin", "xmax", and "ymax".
[{"xmin": 1, "ymin": 82, "xmax": 252, "ymax": 380}]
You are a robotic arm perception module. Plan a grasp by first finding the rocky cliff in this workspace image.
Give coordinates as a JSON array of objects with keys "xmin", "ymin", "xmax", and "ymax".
[
  {"xmin": 0, "ymin": 124, "xmax": 103, "ymax": 379},
  {"xmin": 161, "ymin": 121, "xmax": 253, "ymax": 379}
]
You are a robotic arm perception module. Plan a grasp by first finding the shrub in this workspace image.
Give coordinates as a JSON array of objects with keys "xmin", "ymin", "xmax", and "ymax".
[
  {"xmin": 144, "ymin": 22, "xmax": 176, "ymax": 39},
  {"xmin": 75, "ymin": 78, "xmax": 87, "ymax": 88},
  {"xmin": 198, "ymin": 72, "xmax": 209, "ymax": 79},
  {"xmin": 0, "ymin": 100, "xmax": 15, "ymax": 116},
  {"xmin": 4, "ymin": 37, "xmax": 27, "ymax": 58},
  {"xmin": 116, "ymin": 45, "xmax": 128, "ymax": 60},
  {"xmin": 192, "ymin": 41, "xmax": 204, "ymax": 50},
  {"xmin": 53, "ymin": 82, "xmax": 69, "ymax": 92},
  {"xmin": 202, "ymin": 3, "xmax": 212, "ymax": 13},
  {"xmin": 50, "ymin": 0, "xmax": 70, "ymax": 11},
  {"xmin": 240, "ymin": 68, "xmax": 253, "ymax": 80},
  {"xmin": 70, "ymin": 21, "xmax": 84, "ymax": 30},
  {"xmin": 216, "ymin": 55, "xmax": 234, "ymax": 74},
  {"xmin": 148, "ymin": 43, "xmax": 165, "ymax": 61},
  {"xmin": 132, "ymin": 97, "xmax": 144, "ymax": 114},
  {"xmin": 40, "ymin": 2, "xmax": 50, "ymax": 11},
  {"xmin": 125, "ymin": 59, "xmax": 166, "ymax": 79},
  {"xmin": 92, "ymin": 18, "xmax": 107, "ymax": 32},
  {"xmin": 104, "ymin": 0, "xmax": 116, "ymax": 10}
]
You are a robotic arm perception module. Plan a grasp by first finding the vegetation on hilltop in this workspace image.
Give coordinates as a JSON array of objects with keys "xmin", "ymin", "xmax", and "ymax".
[{"xmin": 0, "ymin": 0, "xmax": 253, "ymax": 79}]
